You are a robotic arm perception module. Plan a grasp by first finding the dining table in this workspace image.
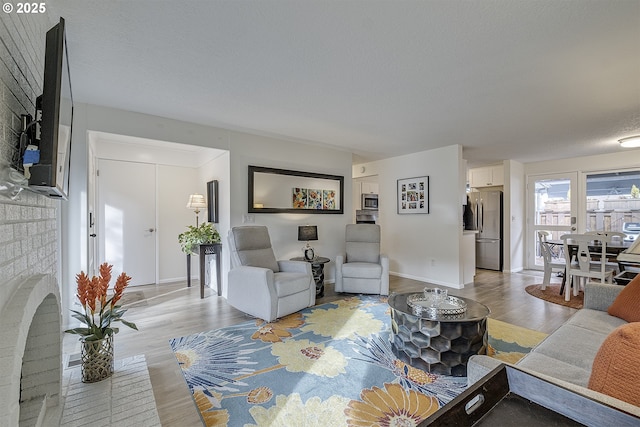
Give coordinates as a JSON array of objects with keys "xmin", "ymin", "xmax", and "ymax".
[{"xmin": 543, "ymin": 238, "xmax": 633, "ymax": 295}]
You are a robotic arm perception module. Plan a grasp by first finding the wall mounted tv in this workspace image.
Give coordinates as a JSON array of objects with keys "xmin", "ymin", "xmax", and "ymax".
[{"xmin": 24, "ymin": 17, "xmax": 74, "ymax": 199}]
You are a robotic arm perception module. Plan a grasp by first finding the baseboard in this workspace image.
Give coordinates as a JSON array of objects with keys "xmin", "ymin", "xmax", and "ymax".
[{"xmin": 389, "ymin": 271, "xmax": 464, "ymax": 289}]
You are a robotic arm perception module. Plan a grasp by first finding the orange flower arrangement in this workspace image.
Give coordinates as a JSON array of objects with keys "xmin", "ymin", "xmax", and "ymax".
[{"xmin": 65, "ymin": 263, "xmax": 138, "ymax": 341}]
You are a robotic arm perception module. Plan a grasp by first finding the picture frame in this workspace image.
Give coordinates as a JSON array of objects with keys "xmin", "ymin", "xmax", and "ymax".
[
  {"xmin": 207, "ymin": 180, "xmax": 219, "ymax": 223},
  {"xmin": 397, "ymin": 176, "xmax": 429, "ymax": 214}
]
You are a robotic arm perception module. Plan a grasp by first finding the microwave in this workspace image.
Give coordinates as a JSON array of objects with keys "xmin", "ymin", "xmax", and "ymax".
[{"xmin": 362, "ymin": 193, "xmax": 378, "ymax": 210}]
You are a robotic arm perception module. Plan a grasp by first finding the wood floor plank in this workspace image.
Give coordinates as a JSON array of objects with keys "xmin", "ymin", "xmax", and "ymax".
[{"xmin": 62, "ymin": 269, "xmax": 576, "ymax": 426}]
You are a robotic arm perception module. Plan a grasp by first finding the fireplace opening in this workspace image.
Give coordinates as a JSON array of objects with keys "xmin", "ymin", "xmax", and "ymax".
[{"xmin": 1, "ymin": 274, "xmax": 62, "ymax": 427}]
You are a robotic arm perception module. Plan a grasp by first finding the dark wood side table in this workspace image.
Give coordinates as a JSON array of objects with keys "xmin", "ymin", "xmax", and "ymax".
[
  {"xmin": 290, "ymin": 256, "xmax": 330, "ymax": 297},
  {"xmin": 187, "ymin": 243, "xmax": 222, "ymax": 298}
]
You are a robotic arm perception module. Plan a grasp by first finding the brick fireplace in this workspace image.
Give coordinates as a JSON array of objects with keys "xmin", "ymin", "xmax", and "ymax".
[
  {"xmin": 0, "ymin": 274, "xmax": 62, "ymax": 426},
  {"xmin": 0, "ymin": 11, "xmax": 66, "ymax": 427}
]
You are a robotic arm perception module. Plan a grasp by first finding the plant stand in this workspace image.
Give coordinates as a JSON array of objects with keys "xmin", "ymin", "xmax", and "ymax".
[{"xmin": 81, "ymin": 335, "xmax": 114, "ymax": 383}]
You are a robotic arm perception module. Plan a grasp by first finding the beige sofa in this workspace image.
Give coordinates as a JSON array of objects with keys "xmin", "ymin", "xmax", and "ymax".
[{"xmin": 467, "ymin": 282, "xmax": 640, "ymax": 419}]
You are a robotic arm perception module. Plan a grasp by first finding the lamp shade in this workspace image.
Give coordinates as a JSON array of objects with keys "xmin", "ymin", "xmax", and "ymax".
[
  {"xmin": 298, "ymin": 225, "xmax": 318, "ymax": 241},
  {"xmin": 186, "ymin": 194, "xmax": 207, "ymax": 210},
  {"xmin": 619, "ymin": 136, "xmax": 640, "ymax": 148}
]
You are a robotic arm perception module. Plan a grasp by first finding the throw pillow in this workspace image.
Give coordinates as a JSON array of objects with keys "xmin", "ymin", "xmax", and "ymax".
[
  {"xmin": 607, "ymin": 272, "xmax": 640, "ymax": 322},
  {"xmin": 588, "ymin": 323, "xmax": 640, "ymax": 407}
]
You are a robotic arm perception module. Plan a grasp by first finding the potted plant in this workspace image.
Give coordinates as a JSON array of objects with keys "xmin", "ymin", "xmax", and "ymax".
[
  {"xmin": 65, "ymin": 263, "xmax": 138, "ymax": 383},
  {"xmin": 178, "ymin": 222, "xmax": 221, "ymax": 254}
]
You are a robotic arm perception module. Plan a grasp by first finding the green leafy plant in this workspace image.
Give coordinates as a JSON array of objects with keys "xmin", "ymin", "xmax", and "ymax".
[
  {"xmin": 178, "ymin": 222, "xmax": 221, "ymax": 254},
  {"xmin": 65, "ymin": 263, "xmax": 138, "ymax": 341},
  {"xmin": 631, "ymin": 184, "xmax": 640, "ymax": 199}
]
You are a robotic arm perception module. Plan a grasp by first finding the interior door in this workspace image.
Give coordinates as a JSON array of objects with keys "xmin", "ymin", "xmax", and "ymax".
[
  {"xmin": 527, "ymin": 172, "xmax": 578, "ymax": 269},
  {"xmin": 97, "ymin": 159, "xmax": 157, "ymax": 286}
]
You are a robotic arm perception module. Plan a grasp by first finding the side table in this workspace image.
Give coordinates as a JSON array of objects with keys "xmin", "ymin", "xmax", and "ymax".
[
  {"xmin": 187, "ymin": 243, "xmax": 222, "ymax": 299},
  {"xmin": 290, "ymin": 256, "xmax": 330, "ymax": 297},
  {"xmin": 388, "ymin": 292, "xmax": 490, "ymax": 376}
]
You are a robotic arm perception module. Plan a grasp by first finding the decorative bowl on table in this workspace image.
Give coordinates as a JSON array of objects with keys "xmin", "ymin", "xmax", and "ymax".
[{"xmin": 408, "ymin": 292, "xmax": 468, "ymax": 318}]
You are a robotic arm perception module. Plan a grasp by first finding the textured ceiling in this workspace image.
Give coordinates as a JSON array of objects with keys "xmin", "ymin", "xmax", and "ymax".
[{"xmin": 48, "ymin": 0, "xmax": 640, "ymax": 166}]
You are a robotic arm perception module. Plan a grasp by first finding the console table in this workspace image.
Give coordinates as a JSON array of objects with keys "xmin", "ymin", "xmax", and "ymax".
[{"xmin": 187, "ymin": 243, "xmax": 222, "ymax": 298}]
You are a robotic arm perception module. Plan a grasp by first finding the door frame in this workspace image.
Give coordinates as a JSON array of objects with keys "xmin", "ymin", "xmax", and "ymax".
[{"xmin": 526, "ymin": 172, "xmax": 579, "ymax": 270}]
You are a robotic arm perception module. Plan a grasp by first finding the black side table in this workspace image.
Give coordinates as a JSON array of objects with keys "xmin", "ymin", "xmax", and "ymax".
[
  {"xmin": 290, "ymin": 256, "xmax": 330, "ymax": 297},
  {"xmin": 187, "ymin": 243, "xmax": 222, "ymax": 299}
]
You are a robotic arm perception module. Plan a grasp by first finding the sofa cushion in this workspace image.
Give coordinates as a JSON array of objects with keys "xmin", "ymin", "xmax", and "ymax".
[
  {"xmin": 518, "ymin": 352, "xmax": 593, "ymax": 388},
  {"xmin": 588, "ymin": 323, "xmax": 640, "ymax": 407},
  {"xmin": 231, "ymin": 226, "xmax": 280, "ymax": 272},
  {"xmin": 607, "ymin": 273, "xmax": 640, "ymax": 322},
  {"xmin": 528, "ymin": 324, "xmax": 609, "ymax": 372},
  {"xmin": 565, "ymin": 308, "xmax": 628, "ymax": 334},
  {"xmin": 273, "ymin": 272, "xmax": 310, "ymax": 297},
  {"xmin": 345, "ymin": 224, "xmax": 380, "ymax": 263},
  {"xmin": 342, "ymin": 262, "xmax": 382, "ymax": 279}
]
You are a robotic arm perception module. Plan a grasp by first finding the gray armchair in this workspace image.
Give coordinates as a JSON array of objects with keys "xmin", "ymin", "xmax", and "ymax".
[
  {"xmin": 335, "ymin": 224, "xmax": 389, "ymax": 295},
  {"xmin": 227, "ymin": 226, "xmax": 315, "ymax": 322}
]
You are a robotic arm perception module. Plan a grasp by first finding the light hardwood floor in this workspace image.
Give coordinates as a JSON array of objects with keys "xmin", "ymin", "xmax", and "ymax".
[{"xmin": 63, "ymin": 269, "xmax": 575, "ymax": 426}]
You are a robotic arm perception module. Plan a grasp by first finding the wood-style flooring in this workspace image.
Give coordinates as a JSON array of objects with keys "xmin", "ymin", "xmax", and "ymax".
[{"xmin": 63, "ymin": 269, "xmax": 575, "ymax": 426}]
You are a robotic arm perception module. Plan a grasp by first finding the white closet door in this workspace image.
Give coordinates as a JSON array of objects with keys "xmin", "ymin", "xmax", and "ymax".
[{"xmin": 97, "ymin": 159, "xmax": 157, "ymax": 286}]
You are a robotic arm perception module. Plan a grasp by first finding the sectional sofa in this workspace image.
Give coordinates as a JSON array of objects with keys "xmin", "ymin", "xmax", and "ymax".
[{"xmin": 467, "ymin": 281, "xmax": 640, "ymax": 419}]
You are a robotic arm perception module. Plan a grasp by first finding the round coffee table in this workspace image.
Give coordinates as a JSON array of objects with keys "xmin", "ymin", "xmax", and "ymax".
[{"xmin": 388, "ymin": 292, "xmax": 490, "ymax": 377}]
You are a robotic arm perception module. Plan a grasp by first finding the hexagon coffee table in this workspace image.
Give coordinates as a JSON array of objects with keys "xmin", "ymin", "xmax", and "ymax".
[{"xmin": 388, "ymin": 292, "xmax": 490, "ymax": 377}]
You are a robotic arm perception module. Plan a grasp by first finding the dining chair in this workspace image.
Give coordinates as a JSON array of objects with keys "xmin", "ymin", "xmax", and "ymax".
[
  {"xmin": 537, "ymin": 231, "xmax": 566, "ymax": 290},
  {"xmin": 560, "ymin": 234, "xmax": 615, "ymax": 302},
  {"xmin": 585, "ymin": 230, "xmax": 627, "ymax": 273}
]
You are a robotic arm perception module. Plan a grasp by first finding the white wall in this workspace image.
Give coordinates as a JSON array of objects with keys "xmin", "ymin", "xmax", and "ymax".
[
  {"xmin": 504, "ymin": 160, "xmax": 525, "ymax": 272},
  {"xmin": 197, "ymin": 151, "xmax": 231, "ymax": 293},
  {"xmin": 229, "ymin": 132, "xmax": 353, "ymax": 283},
  {"xmin": 157, "ymin": 164, "xmax": 199, "ymax": 282},
  {"xmin": 354, "ymin": 145, "xmax": 466, "ymax": 288}
]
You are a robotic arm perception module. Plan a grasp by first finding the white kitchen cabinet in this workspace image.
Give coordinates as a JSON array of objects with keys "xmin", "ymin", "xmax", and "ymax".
[
  {"xmin": 469, "ymin": 165, "xmax": 504, "ymax": 188},
  {"xmin": 361, "ymin": 182, "xmax": 379, "ymax": 194}
]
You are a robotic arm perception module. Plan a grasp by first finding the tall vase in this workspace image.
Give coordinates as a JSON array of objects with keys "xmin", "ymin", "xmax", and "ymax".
[{"xmin": 81, "ymin": 335, "xmax": 114, "ymax": 383}]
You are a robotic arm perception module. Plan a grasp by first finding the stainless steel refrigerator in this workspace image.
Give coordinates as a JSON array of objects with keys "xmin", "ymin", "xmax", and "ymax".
[{"xmin": 467, "ymin": 190, "xmax": 503, "ymax": 271}]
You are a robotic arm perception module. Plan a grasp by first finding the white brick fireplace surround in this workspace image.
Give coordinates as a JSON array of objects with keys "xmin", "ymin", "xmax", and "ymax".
[{"xmin": 0, "ymin": 274, "xmax": 62, "ymax": 426}]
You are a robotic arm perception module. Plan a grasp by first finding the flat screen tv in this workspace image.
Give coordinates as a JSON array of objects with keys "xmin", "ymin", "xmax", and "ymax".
[{"xmin": 29, "ymin": 17, "xmax": 74, "ymax": 199}]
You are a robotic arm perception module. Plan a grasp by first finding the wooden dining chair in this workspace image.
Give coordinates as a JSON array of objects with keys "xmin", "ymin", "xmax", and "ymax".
[
  {"xmin": 561, "ymin": 234, "xmax": 615, "ymax": 302},
  {"xmin": 537, "ymin": 231, "xmax": 565, "ymax": 290}
]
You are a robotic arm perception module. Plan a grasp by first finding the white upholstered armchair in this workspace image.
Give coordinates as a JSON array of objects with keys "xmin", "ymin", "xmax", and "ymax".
[
  {"xmin": 227, "ymin": 226, "xmax": 315, "ymax": 322},
  {"xmin": 335, "ymin": 224, "xmax": 389, "ymax": 295}
]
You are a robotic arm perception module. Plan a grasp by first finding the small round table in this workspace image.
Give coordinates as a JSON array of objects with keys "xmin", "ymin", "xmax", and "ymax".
[
  {"xmin": 388, "ymin": 292, "xmax": 490, "ymax": 376},
  {"xmin": 290, "ymin": 256, "xmax": 330, "ymax": 297}
]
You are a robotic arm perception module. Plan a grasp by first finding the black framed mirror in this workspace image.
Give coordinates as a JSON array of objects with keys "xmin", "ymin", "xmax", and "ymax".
[{"xmin": 248, "ymin": 165, "xmax": 344, "ymax": 214}]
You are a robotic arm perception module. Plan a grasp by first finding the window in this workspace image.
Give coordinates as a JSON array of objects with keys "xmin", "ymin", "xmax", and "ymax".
[{"xmin": 585, "ymin": 170, "xmax": 640, "ymax": 242}]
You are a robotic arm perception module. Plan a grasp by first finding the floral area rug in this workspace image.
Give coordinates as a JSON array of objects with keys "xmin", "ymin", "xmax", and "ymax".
[{"xmin": 169, "ymin": 295, "xmax": 546, "ymax": 426}]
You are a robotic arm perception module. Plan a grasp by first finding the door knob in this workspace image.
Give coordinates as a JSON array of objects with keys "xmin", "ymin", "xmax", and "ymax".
[
  {"xmin": 147, "ymin": 228, "xmax": 155, "ymax": 232},
  {"xmin": 89, "ymin": 233, "xmax": 96, "ymax": 237}
]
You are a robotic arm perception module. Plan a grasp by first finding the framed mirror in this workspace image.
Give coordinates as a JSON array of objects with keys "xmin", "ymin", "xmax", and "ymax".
[{"xmin": 248, "ymin": 165, "xmax": 344, "ymax": 214}]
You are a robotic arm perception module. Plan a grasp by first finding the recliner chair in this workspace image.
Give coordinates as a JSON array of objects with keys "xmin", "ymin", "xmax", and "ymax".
[
  {"xmin": 227, "ymin": 226, "xmax": 315, "ymax": 321},
  {"xmin": 335, "ymin": 224, "xmax": 389, "ymax": 295}
]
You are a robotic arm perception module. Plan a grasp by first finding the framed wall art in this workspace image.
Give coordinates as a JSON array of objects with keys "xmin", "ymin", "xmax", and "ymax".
[
  {"xmin": 207, "ymin": 180, "xmax": 219, "ymax": 223},
  {"xmin": 397, "ymin": 176, "xmax": 429, "ymax": 214}
]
